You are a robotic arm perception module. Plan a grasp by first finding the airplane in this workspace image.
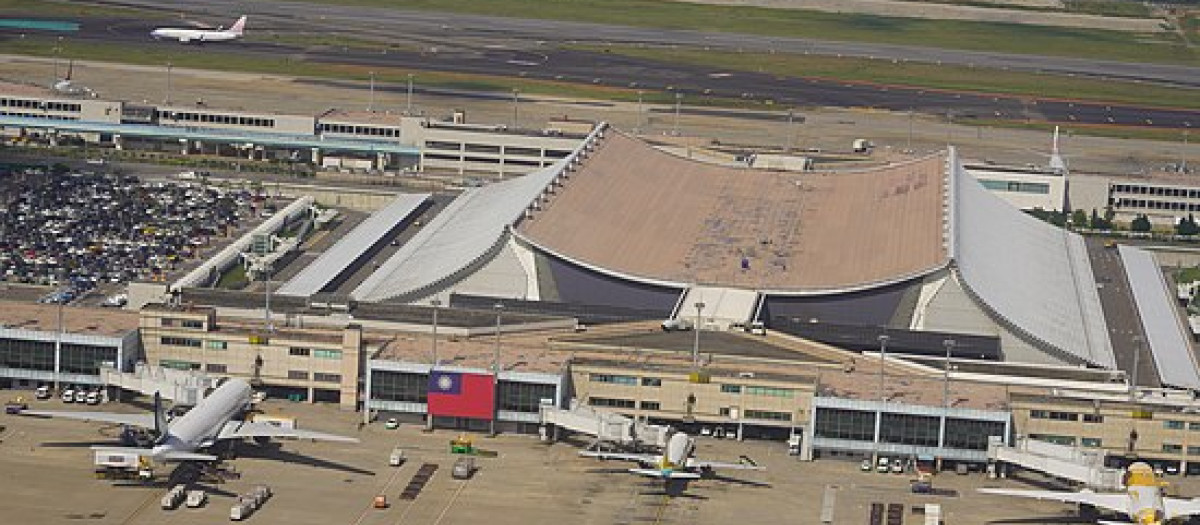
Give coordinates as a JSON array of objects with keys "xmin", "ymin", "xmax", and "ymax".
[
  {"xmin": 580, "ymin": 431, "xmax": 762, "ymax": 486},
  {"xmin": 150, "ymin": 16, "xmax": 247, "ymax": 44},
  {"xmin": 51, "ymin": 60, "xmax": 94, "ymax": 97},
  {"xmin": 20, "ymin": 377, "xmax": 357, "ymax": 463},
  {"xmin": 978, "ymin": 462, "xmax": 1200, "ymax": 525}
]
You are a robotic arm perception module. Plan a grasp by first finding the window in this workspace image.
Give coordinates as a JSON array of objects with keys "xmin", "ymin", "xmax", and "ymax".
[
  {"xmin": 944, "ymin": 418, "xmax": 1007, "ymax": 451},
  {"xmin": 1030, "ymin": 410, "xmax": 1078, "ymax": 422},
  {"xmin": 160, "ymin": 336, "xmax": 201, "ymax": 348},
  {"xmin": 181, "ymin": 320, "xmax": 204, "ymax": 329},
  {"xmin": 1165, "ymin": 420, "xmax": 1186, "ymax": 430},
  {"xmin": 313, "ymin": 373, "xmax": 341, "ymax": 383},
  {"xmin": 1080, "ymin": 437, "xmax": 1103, "ymax": 448},
  {"xmin": 160, "ymin": 359, "xmax": 200, "ymax": 371},
  {"xmin": 205, "ymin": 363, "xmax": 227, "ymax": 373},
  {"xmin": 640, "ymin": 401, "xmax": 661, "ymax": 411},
  {"xmin": 745, "ymin": 386, "xmax": 794, "ymax": 398},
  {"xmin": 641, "ymin": 377, "xmax": 662, "ymax": 387},
  {"xmin": 289, "ymin": 347, "xmax": 311, "ymax": 357},
  {"xmin": 588, "ymin": 397, "xmax": 635, "ymax": 409},
  {"xmin": 313, "ymin": 349, "xmax": 342, "ymax": 360},
  {"xmin": 1083, "ymin": 413, "xmax": 1104, "ymax": 423},
  {"xmin": 719, "ymin": 407, "xmax": 732, "ymax": 417},
  {"xmin": 720, "ymin": 384, "xmax": 742, "ymax": 394},
  {"xmin": 880, "ymin": 413, "xmax": 940, "ymax": 447},
  {"xmin": 1164, "ymin": 443, "xmax": 1183, "ymax": 454},
  {"xmin": 287, "ymin": 370, "xmax": 309, "ymax": 380},
  {"xmin": 499, "ymin": 381, "xmax": 556, "ymax": 413},
  {"xmin": 1189, "ymin": 446, "xmax": 1200, "ymax": 456},
  {"xmin": 589, "ymin": 373, "xmax": 637, "ymax": 386},
  {"xmin": 1189, "ymin": 422, "xmax": 1200, "ymax": 431},
  {"xmin": 1030, "ymin": 434, "xmax": 1076, "ymax": 446},
  {"xmin": 160, "ymin": 318, "xmax": 176, "ymax": 327},
  {"xmin": 744, "ymin": 409, "xmax": 792, "ymax": 422},
  {"xmin": 814, "ymin": 407, "xmax": 875, "ymax": 442},
  {"xmin": 206, "ymin": 341, "xmax": 227, "ymax": 350},
  {"xmin": 369, "ymin": 370, "xmax": 426, "ymax": 403}
]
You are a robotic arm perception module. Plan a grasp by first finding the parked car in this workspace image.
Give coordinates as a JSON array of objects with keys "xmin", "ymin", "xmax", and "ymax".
[
  {"xmin": 86, "ymin": 391, "xmax": 101, "ymax": 405},
  {"xmin": 384, "ymin": 418, "xmax": 399, "ymax": 430},
  {"xmin": 860, "ymin": 459, "xmax": 873, "ymax": 472},
  {"xmin": 35, "ymin": 385, "xmax": 51, "ymax": 400},
  {"xmin": 891, "ymin": 458, "xmax": 904, "ymax": 474},
  {"xmin": 74, "ymin": 390, "xmax": 89, "ymax": 403},
  {"xmin": 389, "ymin": 447, "xmax": 406, "ymax": 467},
  {"xmin": 452, "ymin": 457, "xmax": 476, "ymax": 479},
  {"xmin": 61, "ymin": 387, "xmax": 76, "ymax": 403},
  {"xmin": 876, "ymin": 457, "xmax": 890, "ymax": 473}
]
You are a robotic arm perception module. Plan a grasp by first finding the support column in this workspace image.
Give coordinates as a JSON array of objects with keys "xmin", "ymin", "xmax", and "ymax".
[
  {"xmin": 311, "ymin": 147, "xmax": 321, "ymax": 165},
  {"xmin": 113, "ymin": 134, "xmax": 123, "ymax": 150},
  {"xmin": 179, "ymin": 138, "xmax": 188, "ymax": 155},
  {"xmin": 308, "ymin": 387, "xmax": 314, "ymax": 403},
  {"xmin": 376, "ymin": 152, "xmax": 387, "ymax": 171},
  {"xmin": 48, "ymin": 129, "xmax": 59, "ymax": 147}
]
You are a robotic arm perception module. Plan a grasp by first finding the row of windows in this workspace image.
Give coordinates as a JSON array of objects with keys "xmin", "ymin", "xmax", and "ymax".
[
  {"xmin": 313, "ymin": 372, "xmax": 341, "ymax": 383},
  {"xmin": 288, "ymin": 370, "xmax": 308, "ymax": 380},
  {"xmin": 0, "ymin": 98, "xmax": 81, "ymax": 112},
  {"xmin": 588, "ymin": 397, "xmax": 636, "ymax": 409},
  {"xmin": 2, "ymin": 111, "xmax": 79, "ymax": 120},
  {"xmin": 979, "ymin": 179, "xmax": 1052, "ymax": 195},
  {"xmin": 425, "ymin": 142, "xmax": 554, "ymax": 157},
  {"xmin": 290, "ymin": 347, "xmax": 342, "ymax": 359},
  {"xmin": 814, "ymin": 408, "xmax": 1004, "ymax": 451},
  {"xmin": 1029, "ymin": 410, "xmax": 1103, "ymax": 423},
  {"xmin": 1161, "ymin": 420, "xmax": 1200, "ymax": 431},
  {"xmin": 158, "ymin": 110, "xmax": 274, "ymax": 128},
  {"xmin": 498, "ymin": 381, "xmax": 556, "ymax": 413},
  {"xmin": 161, "ymin": 336, "xmax": 201, "ymax": 348},
  {"xmin": 745, "ymin": 386, "xmax": 794, "ymax": 398},
  {"xmin": 1114, "ymin": 199, "xmax": 1200, "ymax": 212},
  {"xmin": 640, "ymin": 401, "xmax": 661, "ymax": 411},
  {"xmin": 319, "ymin": 123, "xmax": 400, "ymax": 137},
  {"xmin": 744, "ymin": 409, "xmax": 792, "ymax": 421},
  {"xmin": 161, "ymin": 317, "xmax": 205, "ymax": 329},
  {"xmin": 589, "ymin": 373, "xmax": 637, "ymax": 386},
  {"xmin": 1114, "ymin": 184, "xmax": 1200, "ymax": 199},
  {"xmin": 161, "ymin": 359, "xmax": 200, "ymax": 371},
  {"xmin": 1160, "ymin": 443, "xmax": 1200, "ymax": 455}
]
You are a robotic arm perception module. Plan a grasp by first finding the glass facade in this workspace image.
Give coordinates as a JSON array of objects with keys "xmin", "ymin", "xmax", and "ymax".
[
  {"xmin": 370, "ymin": 370, "xmax": 427, "ymax": 403},
  {"xmin": 943, "ymin": 418, "xmax": 1006, "ymax": 450},
  {"xmin": 880, "ymin": 413, "xmax": 940, "ymax": 447},
  {"xmin": 814, "ymin": 407, "xmax": 875, "ymax": 441},
  {"xmin": 0, "ymin": 339, "xmax": 118, "ymax": 375},
  {"xmin": 499, "ymin": 381, "xmax": 555, "ymax": 413}
]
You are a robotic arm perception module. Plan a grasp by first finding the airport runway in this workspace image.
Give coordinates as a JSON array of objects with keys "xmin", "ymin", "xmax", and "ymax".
[{"xmin": 3, "ymin": 2, "xmax": 1200, "ymax": 129}]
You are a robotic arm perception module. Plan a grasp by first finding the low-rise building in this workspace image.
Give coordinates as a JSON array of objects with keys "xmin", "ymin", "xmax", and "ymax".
[{"xmin": 0, "ymin": 300, "xmax": 140, "ymax": 389}]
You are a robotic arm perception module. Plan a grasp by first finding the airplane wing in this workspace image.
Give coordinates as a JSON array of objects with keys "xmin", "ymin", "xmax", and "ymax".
[
  {"xmin": 1164, "ymin": 497, "xmax": 1200, "ymax": 520},
  {"xmin": 20, "ymin": 410, "xmax": 156, "ymax": 428},
  {"xmin": 578, "ymin": 450, "xmax": 657, "ymax": 465},
  {"xmin": 977, "ymin": 488, "xmax": 1129, "ymax": 514},
  {"xmin": 216, "ymin": 421, "xmax": 359, "ymax": 443},
  {"xmin": 686, "ymin": 458, "xmax": 764, "ymax": 470}
]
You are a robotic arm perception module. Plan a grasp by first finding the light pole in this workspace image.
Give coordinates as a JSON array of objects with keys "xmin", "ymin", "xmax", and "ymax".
[
  {"xmin": 942, "ymin": 339, "xmax": 955, "ymax": 411},
  {"xmin": 491, "ymin": 303, "xmax": 503, "ymax": 436},
  {"xmin": 430, "ymin": 298, "xmax": 441, "ymax": 367},
  {"xmin": 874, "ymin": 334, "xmax": 889, "ymax": 465},
  {"xmin": 878, "ymin": 334, "xmax": 889, "ymax": 403},
  {"xmin": 635, "ymin": 90, "xmax": 644, "ymax": 134},
  {"xmin": 786, "ymin": 108, "xmax": 795, "ymax": 153},
  {"xmin": 367, "ymin": 71, "xmax": 376, "ymax": 112},
  {"xmin": 692, "ymin": 301, "xmax": 705, "ymax": 368},
  {"xmin": 53, "ymin": 300, "xmax": 64, "ymax": 392},
  {"xmin": 406, "ymin": 73, "xmax": 414, "ymax": 115},
  {"xmin": 165, "ymin": 62, "xmax": 173, "ymax": 106},
  {"xmin": 511, "ymin": 88, "xmax": 520, "ymax": 129},
  {"xmin": 673, "ymin": 92, "xmax": 683, "ymax": 136}
]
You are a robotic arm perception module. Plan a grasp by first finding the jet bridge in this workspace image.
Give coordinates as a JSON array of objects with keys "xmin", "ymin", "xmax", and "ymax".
[
  {"xmin": 987, "ymin": 436, "xmax": 1125, "ymax": 491},
  {"xmin": 540, "ymin": 400, "xmax": 671, "ymax": 449},
  {"xmin": 100, "ymin": 363, "xmax": 217, "ymax": 406}
]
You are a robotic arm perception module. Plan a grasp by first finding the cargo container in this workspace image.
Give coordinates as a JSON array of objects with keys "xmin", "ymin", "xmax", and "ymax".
[{"xmin": 186, "ymin": 490, "xmax": 207, "ymax": 508}]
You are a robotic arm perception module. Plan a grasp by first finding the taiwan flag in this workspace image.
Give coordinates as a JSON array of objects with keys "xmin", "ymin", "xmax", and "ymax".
[{"xmin": 427, "ymin": 371, "xmax": 495, "ymax": 420}]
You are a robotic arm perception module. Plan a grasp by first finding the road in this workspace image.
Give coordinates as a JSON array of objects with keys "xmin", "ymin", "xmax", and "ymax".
[
  {"xmin": 1085, "ymin": 237, "xmax": 1159, "ymax": 388},
  {"xmin": 4, "ymin": 8, "xmax": 1198, "ymax": 130}
]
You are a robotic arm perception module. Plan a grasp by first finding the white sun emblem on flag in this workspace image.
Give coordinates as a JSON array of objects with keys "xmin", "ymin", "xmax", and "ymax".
[{"xmin": 437, "ymin": 375, "xmax": 454, "ymax": 390}]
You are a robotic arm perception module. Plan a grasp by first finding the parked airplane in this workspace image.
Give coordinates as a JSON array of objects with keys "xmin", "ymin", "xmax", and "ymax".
[
  {"xmin": 20, "ymin": 378, "xmax": 356, "ymax": 462},
  {"xmin": 51, "ymin": 60, "xmax": 94, "ymax": 97},
  {"xmin": 580, "ymin": 431, "xmax": 761, "ymax": 481},
  {"xmin": 150, "ymin": 16, "xmax": 246, "ymax": 43},
  {"xmin": 979, "ymin": 462, "xmax": 1200, "ymax": 525}
]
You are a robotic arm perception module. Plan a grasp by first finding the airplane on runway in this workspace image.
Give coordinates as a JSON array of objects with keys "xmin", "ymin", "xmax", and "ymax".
[
  {"xmin": 580, "ymin": 431, "xmax": 762, "ymax": 486},
  {"xmin": 978, "ymin": 462, "xmax": 1200, "ymax": 525},
  {"xmin": 20, "ymin": 377, "xmax": 356, "ymax": 463},
  {"xmin": 151, "ymin": 16, "xmax": 246, "ymax": 43}
]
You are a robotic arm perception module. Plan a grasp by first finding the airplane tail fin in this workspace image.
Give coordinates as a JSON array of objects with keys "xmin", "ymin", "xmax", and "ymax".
[
  {"xmin": 229, "ymin": 15, "xmax": 247, "ymax": 35},
  {"xmin": 92, "ymin": 446, "xmax": 218, "ymax": 462},
  {"xmin": 153, "ymin": 392, "xmax": 169, "ymax": 445}
]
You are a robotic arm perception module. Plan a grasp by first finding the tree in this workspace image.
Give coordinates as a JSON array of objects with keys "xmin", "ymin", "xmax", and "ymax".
[
  {"xmin": 1089, "ymin": 208, "xmax": 1113, "ymax": 231},
  {"xmin": 1178, "ymin": 214, "xmax": 1200, "ymax": 236},
  {"xmin": 1071, "ymin": 209, "xmax": 1089, "ymax": 229},
  {"xmin": 1131, "ymin": 214, "xmax": 1152, "ymax": 233}
]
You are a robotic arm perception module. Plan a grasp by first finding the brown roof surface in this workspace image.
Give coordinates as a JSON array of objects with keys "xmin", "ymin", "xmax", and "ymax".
[
  {"xmin": 519, "ymin": 132, "xmax": 948, "ymax": 291},
  {"xmin": 817, "ymin": 365, "xmax": 1011, "ymax": 411},
  {"xmin": 0, "ymin": 301, "xmax": 137, "ymax": 338}
]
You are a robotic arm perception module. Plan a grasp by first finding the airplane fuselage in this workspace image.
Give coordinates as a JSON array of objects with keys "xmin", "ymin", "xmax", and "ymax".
[
  {"xmin": 150, "ymin": 28, "xmax": 240, "ymax": 43},
  {"xmin": 158, "ymin": 379, "xmax": 251, "ymax": 454}
]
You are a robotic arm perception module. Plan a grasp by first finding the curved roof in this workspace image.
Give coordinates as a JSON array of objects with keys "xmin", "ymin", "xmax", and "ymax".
[
  {"xmin": 351, "ymin": 166, "xmax": 559, "ymax": 302},
  {"xmin": 952, "ymin": 152, "xmax": 1115, "ymax": 368},
  {"xmin": 278, "ymin": 193, "xmax": 429, "ymax": 297},
  {"xmin": 518, "ymin": 132, "xmax": 949, "ymax": 293}
]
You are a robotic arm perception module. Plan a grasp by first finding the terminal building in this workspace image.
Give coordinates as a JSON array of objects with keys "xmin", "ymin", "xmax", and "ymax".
[{"xmin": 0, "ymin": 301, "xmax": 140, "ymax": 389}]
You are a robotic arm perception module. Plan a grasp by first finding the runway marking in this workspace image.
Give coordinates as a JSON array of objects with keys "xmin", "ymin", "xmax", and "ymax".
[
  {"xmin": 652, "ymin": 494, "xmax": 670, "ymax": 524},
  {"xmin": 119, "ymin": 484, "xmax": 161, "ymax": 525}
]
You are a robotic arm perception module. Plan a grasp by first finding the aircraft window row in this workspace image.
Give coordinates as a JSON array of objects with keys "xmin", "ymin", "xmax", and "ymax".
[
  {"xmin": 1114, "ymin": 184, "xmax": 1200, "ymax": 198},
  {"xmin": 158, "ymin": 110, "xmax": 275, "ymax": 127},
  {"xmin": 0, "ymin": 98, "xmax": 81, "ymax": 112},
  {"xmin": 1, "ymin": 111, "xmax": 78, "ymax": 120},
  {"xmin": 320, "ymin": 123, "xmax": 400, "ymax": 137},
  {"xmin": 1115, "ymin": 199, "xmax": 1200, "ymax": 212}
]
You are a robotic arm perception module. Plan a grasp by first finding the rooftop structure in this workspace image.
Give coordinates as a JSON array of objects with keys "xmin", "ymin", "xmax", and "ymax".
[
  {"xmin": 0, "ymin": 300, "xmax": 138, "ymax": 338},
  {"xmin": 371, "ymin": 330, "xmax": 569, "ymax": 374},
  {"xmin": 518, "ymin": 131, "xmax": 948, "ymax": 293}
]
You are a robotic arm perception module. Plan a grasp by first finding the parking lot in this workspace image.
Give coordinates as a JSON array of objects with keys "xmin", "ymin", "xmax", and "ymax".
[
  {"xmin": 0, "ymin": 392, "xmax": 1186, "ymax": 524},
  {"xmin": 0, "ymin": 167, "xmax": 260, "ymax": 294}
]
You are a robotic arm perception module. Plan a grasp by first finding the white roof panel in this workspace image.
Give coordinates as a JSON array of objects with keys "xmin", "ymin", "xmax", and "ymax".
[{"xmin": 1119, "ymin": 245, "xmax": 1200, "ymax": 389}]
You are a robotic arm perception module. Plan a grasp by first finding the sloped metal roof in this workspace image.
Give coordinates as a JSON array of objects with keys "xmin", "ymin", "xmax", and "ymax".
[{"xmin": 1119, "ymin": 245, "xmax": 1200, "ymax": 388}]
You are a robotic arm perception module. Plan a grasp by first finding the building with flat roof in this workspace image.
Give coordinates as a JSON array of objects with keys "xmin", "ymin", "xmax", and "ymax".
[
  {"xmin": 962, "ymin": 162, "xmax": 1065, "ymax": 211},
  {"xmin": 0, "ymin": 300, "xmax": 140, "ymax": 389}
]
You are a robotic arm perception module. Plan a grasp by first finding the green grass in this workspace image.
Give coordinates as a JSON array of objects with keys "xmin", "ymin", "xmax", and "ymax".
[
  {"xmin": 580, "ymin": 45, "xmax": 1200, "ymax": 110},
  {"xmin": 1063, "ymin": 0, "xmax": 1155, "ymax": 18},
  {"xmin": 269, "ymin": 0, "xmax": 1199, "ymax": 65},
  {"xmin": 1176, "ymin": 266, "xmax": 1200, "ymax": 284}
]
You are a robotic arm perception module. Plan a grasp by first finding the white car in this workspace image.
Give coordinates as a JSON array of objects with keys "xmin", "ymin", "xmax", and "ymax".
[
  {"xmin": 860, "ymin": 459, "xmax": 872, "ymax": 472},
  {"xmin": 74, "ymin": 390, "xmax": 89, "ymax": 403},
  {"xmin": 61, "ymin": 387, "xmax": 76, "ymax": 403},
  {"xmin": 86, "ymin": 391, "xmax": 101, "ymax": 405},
  {"xmin": 35, "ymin": 385, "xmax": 51, "ymax": 400}
]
